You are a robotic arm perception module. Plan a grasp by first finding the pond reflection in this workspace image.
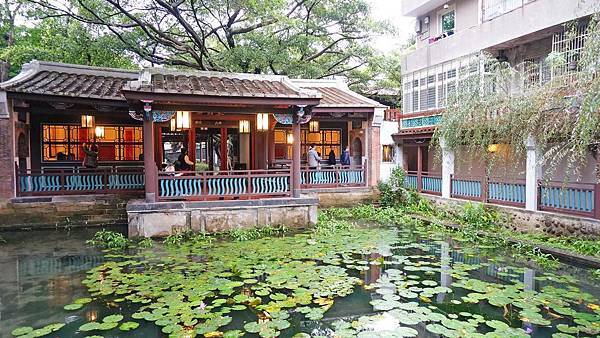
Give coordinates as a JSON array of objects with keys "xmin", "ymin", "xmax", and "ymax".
[{"xmin": 1, "ymin": 224, "xmax": 599, "ymax": 337}]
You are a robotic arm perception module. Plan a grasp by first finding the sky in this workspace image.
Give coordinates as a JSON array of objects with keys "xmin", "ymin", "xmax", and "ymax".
[{"xmin": 367, "ymin": 0, "xmax": 416, "ymax": 53}]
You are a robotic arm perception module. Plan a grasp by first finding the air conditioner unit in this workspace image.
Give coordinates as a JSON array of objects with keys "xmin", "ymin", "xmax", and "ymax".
[{"xmin": 415, "ymin": 19, "xmax": 422, "ymax": 34}]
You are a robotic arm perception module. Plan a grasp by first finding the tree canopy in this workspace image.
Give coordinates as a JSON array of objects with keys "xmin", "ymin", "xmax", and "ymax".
[{"xmin": 29, "ymin": 0, "xmax": 388, "ymax": 79}]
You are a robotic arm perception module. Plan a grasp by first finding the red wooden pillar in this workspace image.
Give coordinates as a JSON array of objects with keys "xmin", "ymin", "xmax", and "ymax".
[
  {"xmin": 154, "ymin": 124, "xmax": 162, "ymax": 168},
  {"xmin": 188, "ymin": 121, "xmax": 196, "ymax": 164},
  {"xmin": 220, "ymin": 127, "xmax": 228, "ymax": 171},
  {"xmin": 417, "ymin": 145, "xmax": 423, "ymax": 192},
  {"xmin": 292, "ymin": 121, "xmax": 301, "ymax": 198},
  {"xmin": 143, "ymin": 117, "xmax": 157, "ymax": 203}
]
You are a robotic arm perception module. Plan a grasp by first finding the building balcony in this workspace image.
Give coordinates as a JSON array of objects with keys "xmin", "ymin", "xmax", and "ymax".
[{"xmin": 402, "ymin": 0, "xmax": 597, "ymax": 73}]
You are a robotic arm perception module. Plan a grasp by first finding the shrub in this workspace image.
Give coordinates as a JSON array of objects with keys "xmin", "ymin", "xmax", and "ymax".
[
  {"xmin": 378, "ymin": 167, "xmax": 419, "ymax": 208},
  {"xmin": 86, "ymin": 229, "xmax": 130, "ymax": 249},
  {"xmin": 457, "ymin": 202, "xmax": 499, "ymax": 230}
]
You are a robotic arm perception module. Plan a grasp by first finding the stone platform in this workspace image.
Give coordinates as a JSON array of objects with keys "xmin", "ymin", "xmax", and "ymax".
[{"xmin": 126, "ymin": 197, "xmax": 319, "ymax": 238}]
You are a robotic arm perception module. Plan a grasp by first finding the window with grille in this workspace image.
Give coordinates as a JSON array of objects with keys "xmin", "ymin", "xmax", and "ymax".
[
  {"xmin": 412, "ymin": 91, "xmax": 419, "ymax": 111},
  {"xmin": 42, "ymin": 125, "xmax": 143, "ymax": 162},
  {"xmin": 427, "ymin": 87, "xmax": 437, "ymax": 109},
  {"xmin": 274, "ymin": 128, "xmax": 342, "ymax": 160},
  {"xmin": 551, "ymin": 24, "xmax": 588, "ymax": 77},
  {"xmin": 403, "ymin": 93, "xmax": 412, "ymax": 113}
]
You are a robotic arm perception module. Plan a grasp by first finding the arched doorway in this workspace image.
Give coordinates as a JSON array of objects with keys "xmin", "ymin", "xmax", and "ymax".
[{"xmin": 351, "ymin": 137, "xmax": 362, "ymax": 165}]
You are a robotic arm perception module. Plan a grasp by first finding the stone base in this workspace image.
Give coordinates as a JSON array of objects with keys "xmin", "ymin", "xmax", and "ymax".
[
  {"xmin": 0, "ymin": 194, "xmax": 137, "ymax": 230},
  {"xmin": 302, "ymin": 187, "xmax": 379, "ymax": 208},
  {"xmin": 422, "ymin": 195, "xmax": 600, "ymax": 238},
  {"xmin": 127, "ymin": 197, "xmax": 319, "ymax": 238}
]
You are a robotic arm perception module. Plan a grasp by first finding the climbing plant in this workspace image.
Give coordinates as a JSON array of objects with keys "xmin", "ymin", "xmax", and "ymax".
[{"xmin": 432, "ymin": 14, "xmax": 600, "ymax": 181}]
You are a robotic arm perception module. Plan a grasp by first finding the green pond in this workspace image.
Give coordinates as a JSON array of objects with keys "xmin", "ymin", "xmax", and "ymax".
[{"xmin": 1, "ymin": 220, "xmax": 600, "ymax": 338}]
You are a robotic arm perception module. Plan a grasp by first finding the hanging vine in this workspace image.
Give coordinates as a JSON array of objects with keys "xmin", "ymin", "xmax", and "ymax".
[{"xmin": 432, "ymin": 14, "xmax": 600, "ymax": 182}]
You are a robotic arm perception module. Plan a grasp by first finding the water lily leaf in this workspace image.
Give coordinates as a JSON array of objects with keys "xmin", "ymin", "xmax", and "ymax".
[
  {"xmin": 223, "ymin": 330, "xmax": 244, "ymax": 338},
  {"xmin": 64, "ymin": 303, "xmax": 84, "ymax": 311},
  {"xmin": 11, "ymin": 327, "xmax": 34, "ymax": 337},
  {"xmin": 119, "ymin": 322, "xmax": 139, "ymax": 331},
  {"xmin": 79, "ymin": 322, "xmax": 101, "ymax": 332},
  {"xmin": 486, "ymin": 320, "xmax": 509, "ymax": 330},
  {"xmin": 102, "ymin": 314, "xmax": 123, "ymax": 323},
  {"xmin": 74, "ymin": 297, "xmax": 93, "ymax": 304},
  {"xmin": 425, "ymin": 323, "xmax": 447, "ymax": 335}
]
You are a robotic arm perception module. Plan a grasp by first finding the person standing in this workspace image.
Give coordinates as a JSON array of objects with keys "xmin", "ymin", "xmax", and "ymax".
[
  {"xmin": 82, "ymin": 143, "xmax": 99, "ymax": 168},
  {"xmin": 327, "ymin": 149, "xmax": 336, "ymax": 166},
  {"xmin": 307, "ymin": 145, "xmax": 322, "ymax": 169},
  {"xmin": 340, "ymin": 146, "xmax": 351, "ymax": 166}
]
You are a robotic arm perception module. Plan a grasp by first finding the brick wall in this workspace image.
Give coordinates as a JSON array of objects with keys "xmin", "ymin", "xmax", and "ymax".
[
  {"xmin": 0, "ymin": 93, "xmax": 15, "ymax": 200},
  {"xmin": 0, "ymin": 195, "xmax": 135, "ymax": 230},
  {"xmin": 369, "ymin": 125, "xmax": 381, "ymax": 186}
]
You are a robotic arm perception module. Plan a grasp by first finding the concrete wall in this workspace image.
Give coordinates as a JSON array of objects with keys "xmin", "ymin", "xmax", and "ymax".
[
  {"xmin": 310, "ymin": 187, "xmax": 379, "ymax": 208},
  {"xmin": 423, "ymin": 194, "xmax": 600, "ymax": 237},
  {"xmin": 127, "ymin": 198, "xmax": 318, "ymax": 238},
  {"xmin": 0, "ymin": 195, "xmax": 134, "ymax": 229},
  {"xmin": 403, "ymin": 0, "xmax": 598, "ymax": 73},
  {"xmin": 380, "ymin": 120, "xmax": 399, "ymax": 181}
]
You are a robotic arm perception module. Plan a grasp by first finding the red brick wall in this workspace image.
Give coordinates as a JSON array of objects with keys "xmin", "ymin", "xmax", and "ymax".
[
  {"xmin": 0, "ymin": 117, "xmax": 15, "ymax": 200},
  {"xmin": 369, "ymin": 125, "xmax": 381, "ymax": 186}
]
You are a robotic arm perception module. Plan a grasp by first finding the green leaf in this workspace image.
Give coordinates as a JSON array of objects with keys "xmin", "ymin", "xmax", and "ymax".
[
  {"xmin": 119, "ymin": 322, "xmax": 139, "ymax": 331},
  {"xmin": 11, "ymin": 327, "xmax": 33, "ymax": 337}
]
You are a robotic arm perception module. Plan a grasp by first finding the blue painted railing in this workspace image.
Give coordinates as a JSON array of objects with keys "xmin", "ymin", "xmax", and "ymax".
[
  {"xmin": 451, "ymin": 177, "xmax": 482, "ymax": 199},
  {"xmin": 422, "ymin": 176, "xmax": 442, "ymax": 194},
  {"xmin": 404, "ymin": 175, "xmax": 418, "ymax": 189},
  {"xmin": 158, "ymin": 169, "xmax": 291, "ymax": 200},
  {"xmin": 301, "ymin": 165, "xmax": 366, "ymax": 188},
  {"xmin": 488, "ymin": 179, "xmax": 526, "ymax": 205},
  {"xmin": 539, "ymin": 181, "xmax": 595, "ymax": 216},
  {"xmin": 17, "ymin": 167, "xmax": 144, "ymax": 196}
]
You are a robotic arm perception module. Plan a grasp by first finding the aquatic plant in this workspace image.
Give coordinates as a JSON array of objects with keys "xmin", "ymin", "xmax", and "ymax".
[
  {"xmin": 85, "ymin": 229, "xmax": 130, "ymax": 249},
  {"xmin": 227, "ymin": 225, "xmax": 288, "ymax": 241}
]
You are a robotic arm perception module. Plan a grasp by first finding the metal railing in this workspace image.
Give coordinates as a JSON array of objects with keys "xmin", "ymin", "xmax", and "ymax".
[
  {"xmin": 300, "ymin": 165, "xmax": 366, "ymax": 188},
  {"xmin": 482, "ymin": 0, "xmax": 530, "ymax": 21},
  {"xmin": 16, "ymin": 164, "xmax": 144, "ymax": 196},
  {"xmin": 157, "ymin": 169, "xmax": 292, "ymax": 201}
]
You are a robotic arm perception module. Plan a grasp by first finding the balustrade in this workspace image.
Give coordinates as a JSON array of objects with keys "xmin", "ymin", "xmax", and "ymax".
[
  {"xmin": 157, "ymin": 169, "xmax": 291, "ymax": 200},
  {"xmin": 16, "ymin": 165, "xmax": 144, "ymax": 196},
  {"xmin": 300, "ymin": 165, "xmax": 366, "ymax": 188}
]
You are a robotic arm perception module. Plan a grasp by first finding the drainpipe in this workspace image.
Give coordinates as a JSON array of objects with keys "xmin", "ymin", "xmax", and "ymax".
[
  {"xmin": 525, "ymin": 135, "xmax": 541, "ymax": 211},
  {"xmin": 441, "ymin": 138, "xmax": 455, "ymax": 199}
]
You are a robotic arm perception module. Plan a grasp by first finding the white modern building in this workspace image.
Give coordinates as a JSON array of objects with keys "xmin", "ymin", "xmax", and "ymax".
[{"xmin": 395, "ymin": 0, "xmax": 599, "ymax": 219}]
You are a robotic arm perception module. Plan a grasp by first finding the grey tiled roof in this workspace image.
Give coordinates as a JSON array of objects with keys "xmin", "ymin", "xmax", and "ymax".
[
  {"xmin": 291, "ymin": 79, "xmax": 386, "ymax": 108},
  {"xmin": 1, "ymin": 61, "xmax": 139, "ymax": 101},
  {"xmin": 123, "ymin": 69, "xmax": 321, "ymax": 99}
]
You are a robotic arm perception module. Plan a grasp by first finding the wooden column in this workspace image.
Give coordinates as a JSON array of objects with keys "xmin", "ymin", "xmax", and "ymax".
[
  {"xmin": 188, "ymin": 123, "xmax": 196, "ymax": 164},
  {"xmin": 292, "ymin": 121, "xmax": 301, "ymax": 198},
  {"xmin": 154, "ymin": 124, "xmax": 163, "ymax": 167},
  {"xmin": 417, "ymin": 145, "xmax": 423, "ymax": 192},
  {"xmin": 220, "ymin": 127, "xmax": 228, "ymax": 171},
  {"xmin": 143, "ymin": 116, "xmax": 157, "ymax": 203}
]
